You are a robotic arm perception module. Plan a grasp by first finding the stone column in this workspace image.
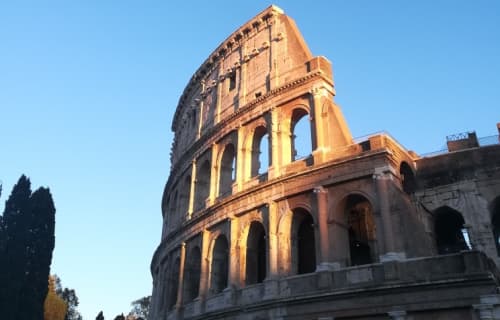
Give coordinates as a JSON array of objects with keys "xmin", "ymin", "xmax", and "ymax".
[
  {"xmin": 198, "ymin": 230, "xmax": 211, "ymax": 303},
  {"xmin": 197, "ymin": 81, "xmax": 205, "ymax": 139},
  {"xmin": 388, "ymin": 310, "xmax": 407, "ymax": 320},
  {"xmin": 176, "ymin": 242, "xmax": 187, "ymax": 309},
  {"xmin": 311, "ymin": 87, "xmax": 329, "ymax": 164},
  {"xmin": 215, "ymin": 62, "xmax": 223, "ymax": 124},
  {"xmin": 238, "ymin": 41, "xmax": 247, "ymax": 106},
  {"xmin": 187, "ymin": 160, "xmax": 197, "ymax": 219},
  {"xmin": 228, "ymin": 217, "xmax": 241, "ymax": 287},
  {"xmin": 263, "ymin": 202, "xmax": 280, "ymax": 299},
  {"xmin": 235, "ymin": 125, "xmax": 245, "ymax": 192},
  {"xmin": 267, "ymin": 201, "xmax": 279, "ymax": 277},
  {"xmin": 208, "ymin": 143, "xmax": 218, "ymax": 206},
  {"xmin": 374, "ymin": 166, "xmax": 405, "ymax": 262},
  {"xmin": 314, "ymin": 186, "xmax": 332, "ymax": 270},
  {"xmin": 268, "ymin": 107, "xmax": 283, "ymax": 179}
]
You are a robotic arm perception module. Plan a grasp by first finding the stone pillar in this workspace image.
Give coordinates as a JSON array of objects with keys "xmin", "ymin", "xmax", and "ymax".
[
  {"xmin": 197, "ymin": 81, "xmax": 205, "ymax": 139},
  {"xmin": 311, "ymin": 87, "xmax": 329, "ymax": 164},
  {"xmin": 228, "ymin": 217, "xmax": 241, "ymax": 287},
  {"xmin": 268, "ymin": 107, "xmax": 283, "ymax": 179},
  {"xmin": 235, "ymin": 125, "xmax": 245, "ymax": 192},
  {"xmin": 264, "ymin": 201, "xmax": 280, "ymax": 300},
  {"xmin": 176, "ymin": 243, "xmax": 187, "ymax": 309},
  {"xmin": 314, "ymin": 186, "xmax": 332, "ymax": 270},
  {"xmin": 187, "ymin": 160, "xmax": 197, "ymax": 219},
  {"xmin": 215, "ymin": 62, "xmax": 223, "ymax": 124},
  {"xmin": 374, "ymin": 166, "xmax": 406, "ymax": 262},
  {"xmin": 388, "ymin": 310, "xmax": 407, "ymax": 320},
  {"xmin": 198, "ymin": 230, "xmax": 211, "ymax": 304},
  {"xmin": 208, "ymin": 143, "xmax": 218, "ymax": 206},
  {"xmin": 267, "ymin": 201, "xmax": 279, "ymax": 277},
  {"xmin": 238, "ymin": 42, "xmax": 247, "ymax": 106}
]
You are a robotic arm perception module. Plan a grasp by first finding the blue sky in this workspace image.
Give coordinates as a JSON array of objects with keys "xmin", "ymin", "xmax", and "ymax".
[{"xmin": 0, "ymin": 1, "xmax": 498, "ymax": 319}]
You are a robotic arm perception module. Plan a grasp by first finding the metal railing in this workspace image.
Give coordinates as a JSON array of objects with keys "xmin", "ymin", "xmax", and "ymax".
[{"xmin": 422, "ymin": 134, "xmax": 499, "ymax": 158}]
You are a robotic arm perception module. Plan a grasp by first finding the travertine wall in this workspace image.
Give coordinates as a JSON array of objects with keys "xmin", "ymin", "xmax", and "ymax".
[{"xmin": 151, "ymin": 5, "xmax": 500, "ymax": 320}]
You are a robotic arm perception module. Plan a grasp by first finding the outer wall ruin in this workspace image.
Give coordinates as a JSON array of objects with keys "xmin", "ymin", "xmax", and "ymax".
[{"xmin": 151, "ymin": 5, "xmax": 500, "ymax": 320}]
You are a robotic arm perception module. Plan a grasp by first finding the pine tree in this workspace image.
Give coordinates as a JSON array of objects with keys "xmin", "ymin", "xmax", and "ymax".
[{"xmin": 96, "ymin": 311, "xmax": 105, "ymax": 320}]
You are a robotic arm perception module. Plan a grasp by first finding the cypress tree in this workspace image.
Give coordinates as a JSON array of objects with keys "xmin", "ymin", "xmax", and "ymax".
[
  {"xmin": 17, "ymin": 187, "xmax": 56, "ymax": 320},
  {"xmin": 0, "ymin": 176, "xmax": 56, "ymax": 320},
  {"xmin": 0, "ymin": 175, "xmax": 32, "ymax": 320}
]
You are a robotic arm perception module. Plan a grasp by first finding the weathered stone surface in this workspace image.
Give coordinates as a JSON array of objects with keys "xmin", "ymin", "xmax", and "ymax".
[{"xmin": 150, "ymin": 5, "xmax": 500, "ymax": 320}]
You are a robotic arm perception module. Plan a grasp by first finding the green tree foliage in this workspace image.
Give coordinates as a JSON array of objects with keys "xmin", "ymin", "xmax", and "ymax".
[
  {"xmin": 44, "ymin": 276, "xmax": 68, "ymax": 320},
  {"xmin": 0, "ymin": 175, "xmax": 56, "ymax": 320},
  {"xmin": 129, "ymin": 296, "xmax": 151, "ymax": 320},
  {"xmin": 114, "ymin": 314, "xmax": 125, "ymax": 320},
  {"xmin": 96, "ymin": 311, "xmax": 105, "ymax": 320}
]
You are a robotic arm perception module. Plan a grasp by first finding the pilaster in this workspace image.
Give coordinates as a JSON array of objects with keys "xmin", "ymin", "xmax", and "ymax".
[
  {"xmin": 188, "ymin": 160, "xmax": 197, "ymax": 219},
  {"xmin": 374, "ymin": 166, "xmax": 406, "ymax": 262},
  {"xmin": 314, "ymin": 186, "xmax": 331, "ymax": 269},
  {"xmin": 176, "ymin": 243, "xmax": 186, "ymax": 310}
]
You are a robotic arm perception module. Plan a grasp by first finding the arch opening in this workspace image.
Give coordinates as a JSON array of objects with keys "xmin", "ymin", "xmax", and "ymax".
[
  {"xmin": 179, "ymin": 175, "xmax": 191, "ymax": 217},
  {"xmin": 251, "ymin": 126, "xmax": 269, "ymax": 177},
  {"xmin": 434, "ymin": 206, "xmax": 469, "ymax": 254},
  {"xmin": 291, "ymin": 109, "xmax": 312, "ymax": 161},
  {"xmin": 345, "ymin": 194, "xmax": 376, "ymax": 266},
  {"xmin": 194, "ymin": 160, "xmax": 211, "ymax": 211},
  {"xmin": 292, "ymin": 208, "xmax": 316, "ymax": 274},
  {"xmin": 167, "ymin": 258, "xmax": 180, "ymax": 310},
  {"xmin": 219, "ymin": 144, "xmax": 236, "ymax": 197},
  {"xmin": 492, "ymin": 197, "xmax": 500, "ymax": 256},
  {"xmin": 400, "ymin": 162, "xmax": 416, "ymax": 194},
  {"xmin": 183, "ymin": 247, "xmax": 201, "ymax": 303},
  {"xmin": 245, "ymin": 221, "xmax": 267, "ymax": 285},
  {"xmin": 210, "ymin": 235, "xmax": 229, "ymax": 294}
]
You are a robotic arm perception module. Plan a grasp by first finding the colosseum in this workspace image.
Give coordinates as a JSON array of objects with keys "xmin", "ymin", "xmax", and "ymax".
[{"xmin": 150, "ymin": 5, "xmax": 500, "ymax": 320}]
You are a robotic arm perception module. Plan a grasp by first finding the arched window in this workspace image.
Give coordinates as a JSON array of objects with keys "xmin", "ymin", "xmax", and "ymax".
[
  {"xmin": 251, "ymin": 126, "xmax": 269, "ymax": 177},
  {"xmin": 179, "ymin": 175, "xmax": 191, "ymax": 217},
  {"xmin": 210, "ymin": 235, "xmax": 229, "ymax": 294},
  {"xmin": 291, "ymin": 108, "xmax": 312, "ymax": 161},
  {"xmin": 292, "ymin": 208, "xmax": 316, "ymax": 274},
  {"xmin": 183, "ymin": 247, "xmax": 201, "ymax": 303},
  {"xmin": 219, "ymin": 144, "xmax": 236, "ymax": 197},
  {"xmin": 194, "ymin": 160, "xmax": 211, "ymax": 211},
  {"xmin": 170, "ymin": 190, "xmax": 178, "ymax": 215},
  {"xmin": 434, "ymin": 206, "xmax": 468, "ymax": 254},
  {"xmin": 167, "ymin": 258, "xmax": 180, "ymax": 310},
  {"xmin": 246, "ymin": 222, "xmax": 267, "ymax": 285},
  {"xmin": 400, "ymin": 162, "xmax": 416, "ymax": 194},
  {"xmin": 169, "ymin": 190, "xmax": 179, "ymax": 227},
  {"xmin": 345, "ymin": 195, "xmax": 376, "ymax": 266}
]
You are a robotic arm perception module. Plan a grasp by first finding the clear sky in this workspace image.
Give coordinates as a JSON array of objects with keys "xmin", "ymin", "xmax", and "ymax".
[{"xmin": 0, "ymin": 1, "xmax": 498, "ymax": 319}]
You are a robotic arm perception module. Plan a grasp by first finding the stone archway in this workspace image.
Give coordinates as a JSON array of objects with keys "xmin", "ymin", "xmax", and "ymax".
[
  {"xmin": 434, "ymin": 206, "xmax": 468, "ymax": 254},
  {"xmin": 210, "ymin": 235, "xmax": 229, "ymax": 294},
  {"xmin": 245, "ymin": 221, "xmax": 267, "ymax": 285}
]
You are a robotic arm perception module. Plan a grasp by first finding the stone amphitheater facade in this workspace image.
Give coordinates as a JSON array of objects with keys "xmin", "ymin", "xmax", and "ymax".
[{"xmin": 150, "ymin": 5, "xmax": 500, "ymax": 320}]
